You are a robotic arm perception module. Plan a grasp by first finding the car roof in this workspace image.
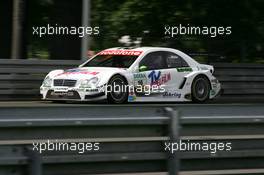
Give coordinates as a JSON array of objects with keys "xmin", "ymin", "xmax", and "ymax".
[
  {"xmin": 104, "ymin": 47, "xmax": 181, "ymax": 52},
  {"xmin": 102, "ymin": 47, "xmax": 199, "ymax": 66}
]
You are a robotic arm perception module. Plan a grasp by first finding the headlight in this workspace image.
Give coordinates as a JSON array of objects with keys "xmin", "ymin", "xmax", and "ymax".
[
  {"xmin": 42, "ymin": 76, "xmax": 52, "ymax": 87},
  {"xmin": 80, "ymin": 77, "xmax": 99, "ymax": 88}
]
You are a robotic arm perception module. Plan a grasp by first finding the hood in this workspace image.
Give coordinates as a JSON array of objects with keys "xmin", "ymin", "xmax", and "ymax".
[{"xmin": 51, "ymin": 67, "xmax": 126, "ymax": 81}]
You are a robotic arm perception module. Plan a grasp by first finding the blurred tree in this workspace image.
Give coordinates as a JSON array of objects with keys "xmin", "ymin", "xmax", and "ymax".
[
  {"xmin": 27, "ymin": 0, "xmax": 82, "ymax": 60},
  {"xmin": 49, "ymin": 0, "xmax": 82, "ymax": 60},
  {"xmin": 27, "ymin": 0, "xmax": 50, "ymax": 58},
  {"xmin": 91, "ymin": 0, "xmax": 264, "ymax": 63},
  {"xmin": 11, "ymin": 0, "xmax": 28, "ymax": 59},
  {"xmin": 0, "ymin": 1, "xmax": 13, "ymax": 58},
  {"xmin": 18, "ymin": 0, "xmax": 264, "ymax": 62}
]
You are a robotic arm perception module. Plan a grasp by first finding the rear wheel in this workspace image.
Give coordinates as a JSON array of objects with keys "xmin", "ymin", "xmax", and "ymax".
[
  {"xmin": 191, "ymin": 76, "xmax": 210, "ymax": 103},
  {"xmin": 107, "ymin": 75, "xmax": 128, "ymax": 104}
]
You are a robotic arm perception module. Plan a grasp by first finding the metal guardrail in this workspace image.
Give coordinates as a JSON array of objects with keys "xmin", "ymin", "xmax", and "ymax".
[
  {"xmin": 213, "ymin": 63, "xmax": 264, "ymax": 101},
  {"xmin": 0, "ymin": 59, "xmax": 263, "ymax": 101},
  {"xmin": 0, "ymin": 107, "xmax": 264, "ymax": 174},
  {"xmin": 0, "ymin": 59, "xmax": 81, "ymax": 100},
  {"xmin": 0, "ymin": 107, "xmax": 178, "ymax": 175}
]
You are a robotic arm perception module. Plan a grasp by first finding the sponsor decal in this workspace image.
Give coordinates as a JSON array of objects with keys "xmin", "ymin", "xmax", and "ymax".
[
  {"xmin": 212, "ymin": 84, "xmax": 218, "ymax": 89},
  {"xmin": 128, "ymin": 95, "xmax": 136, "ymax": 102},
  {"xmin": 51, "ymin": 91, "xmax": 74, "ymax": 96},
  {"xmin": 134, "ymin": 73, "xmax": 148, "ymax": 87},
  {"xmin": 86, "ymin": 88, "xmax": 99, "ymax": 92},
  {"xmin": 54, "ymin": 87, "xmax": 68, "ymax": 91},
  {"xmin": 211, "ymin": 79, "xmax": 218, "ymax": 83},
  {"xmin": 185, "ymin": 82, "xmax": 191, "ymax": 86},
  {"xmin": 98, "ymin": 50, "xmax": 142, "ymax": 56},
  {"xmin": 163, "ymin": 92, "xmax": 181, "ymax": 98},
  {"xmin": 210, "ymin": 89, "xmax": 216, "ymax": 96},
  {"xmin": 134, "ymin": 73, "xmax": 147, "ymax": 80},
  {"xmin": 148, "ymin": 70, "xmax": 171, "ymax": 86},
  {"xmin": 57, "ymin": 69, "xmax": 99, "ymax": 76},
  {"xmin": 177, "ymin": 67, "xmax": 193, "ymax": 72}
]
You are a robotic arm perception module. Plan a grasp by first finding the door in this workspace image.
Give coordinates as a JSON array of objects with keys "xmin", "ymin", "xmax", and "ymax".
[
  {"xmin": 133, "ymin": 51, "xmax": 170, "ymax": 98},
  {"xmin": 132, "ymin": 51, "xmax": 193, "ymax": 101},
  {"xmin": 164, "ymin": 51, "xmax": 192, "ymax": 92}
]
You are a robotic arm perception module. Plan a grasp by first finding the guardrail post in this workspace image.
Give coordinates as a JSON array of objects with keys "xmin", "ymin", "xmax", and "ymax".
[
  {"xmin": 165, "ymin": 107, "xmax": 180, "ymax": 175},
  {"xmin": 24, "ymin": 147, "xmax": 42, "ymax": 175}
]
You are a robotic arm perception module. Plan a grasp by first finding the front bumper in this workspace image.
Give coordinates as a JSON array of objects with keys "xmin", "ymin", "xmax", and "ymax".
[{"xmin": 40, "ymin": 87, "xmax": 106, "ymax": 101}]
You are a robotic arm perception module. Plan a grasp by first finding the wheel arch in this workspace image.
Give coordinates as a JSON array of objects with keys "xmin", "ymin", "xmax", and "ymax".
[
  {"xmin": 192, "ymin": 73, "xmax": 212, "ymax": 90},
  {"xmin": 108, "ymin": 73, "xmax": 128, "ymax": 85},
  {"xmin": 190, "ymin": 73, "xmax": 212, "ymax": 103}
]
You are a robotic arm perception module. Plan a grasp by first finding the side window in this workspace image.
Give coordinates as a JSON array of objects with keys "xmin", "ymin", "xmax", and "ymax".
[
  {"xmin": 139, "ymin": 51, "xmax": 167, "ymax": 71},
  {"xmin": 165, "ymin": 52, "xmax": 189, "ymax": 68}
]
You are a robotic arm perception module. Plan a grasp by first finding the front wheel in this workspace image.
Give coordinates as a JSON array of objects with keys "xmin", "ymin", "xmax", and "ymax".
[
  {"xmin": 191, "ymin": 76, "xmax": 210, "ymax": 103},
  {"xmin": 107, "ymin": 75, "xmax": 128, "ymax": 104}
]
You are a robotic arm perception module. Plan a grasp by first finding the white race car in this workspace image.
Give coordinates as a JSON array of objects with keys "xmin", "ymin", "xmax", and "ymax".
[{"xmin": 40, "ymin": 47, "xmax": 221, "ymax": 103}]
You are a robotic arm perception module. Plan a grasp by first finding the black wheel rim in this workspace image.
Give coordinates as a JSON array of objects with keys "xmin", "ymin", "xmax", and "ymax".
[
  {"xmin": 109, "ymin": 78, "xmax": 127, "ymax": 101},
  {"xmin": 194, "ymin": 78, "xmax": 208, "ymax": 100}
]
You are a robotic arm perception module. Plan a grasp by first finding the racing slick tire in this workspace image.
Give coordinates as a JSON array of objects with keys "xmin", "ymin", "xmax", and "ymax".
[
  {"xmin": 107, "ymin": 75, "xmax": 128, "ymax": 104},
  {"xmin": 191, "ymin": 75, "xmax": 210, "ymax": 103}
]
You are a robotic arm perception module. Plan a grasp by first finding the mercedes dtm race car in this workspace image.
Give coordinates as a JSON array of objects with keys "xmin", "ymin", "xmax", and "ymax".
[{"xmin": 40, "ymin": 47, "xmax": 221, "ymax": 103}]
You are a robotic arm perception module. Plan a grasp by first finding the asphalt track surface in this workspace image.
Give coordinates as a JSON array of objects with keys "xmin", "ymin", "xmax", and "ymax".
[{"xmin": 0, "ymin": 101, "xmax": 263, "ymax": 119}]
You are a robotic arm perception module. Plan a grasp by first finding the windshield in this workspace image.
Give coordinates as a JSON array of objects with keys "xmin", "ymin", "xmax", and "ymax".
[{"xmin": 82, "ymin": 54, "xmax": 138, "ymax": 68}]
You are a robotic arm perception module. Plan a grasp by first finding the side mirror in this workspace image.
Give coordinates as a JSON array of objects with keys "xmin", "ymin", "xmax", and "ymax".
[{"xmin": 139, "ymin": 65, "xmax": 148, "ymax": 72}]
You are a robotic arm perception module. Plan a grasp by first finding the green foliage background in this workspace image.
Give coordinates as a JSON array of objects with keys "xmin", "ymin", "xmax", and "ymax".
[
  {"xmin": 90, "ymin": 0, "xmax": 264, "ymax": 63},
  {"xmin": 27, "ymin": 0, "xmax": 264, "ymax": 62}
]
